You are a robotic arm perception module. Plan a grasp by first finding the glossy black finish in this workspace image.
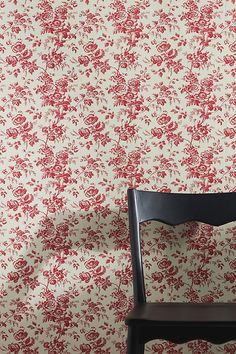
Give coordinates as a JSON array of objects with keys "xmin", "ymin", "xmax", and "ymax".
[{"xmin": 125, "ymin": 189, "xmax": 236, "ymax": 353}]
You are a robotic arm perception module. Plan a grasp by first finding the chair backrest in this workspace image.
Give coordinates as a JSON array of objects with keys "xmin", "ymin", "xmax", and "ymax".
[{"xmin": 127, "ymin": 188, "xmax": 236, "ymax": 304}]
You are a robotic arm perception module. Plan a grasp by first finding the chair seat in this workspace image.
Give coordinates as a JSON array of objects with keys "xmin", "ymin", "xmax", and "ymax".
[{"xmin": 126, "ymin": 302, "xmax": 236, "ymax": 326}]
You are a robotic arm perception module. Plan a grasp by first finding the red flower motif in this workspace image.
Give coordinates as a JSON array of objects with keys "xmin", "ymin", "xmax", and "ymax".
[
  {"xmin": 7, "ymin": 271, "xmax": 20, "ymax": 283},
  {"xmin": 6, "ymin": 55, "xmax": 18, "ymax": 66},
  {"xmin": 151, "ymin": 55, "xmax": 163, "ymax": 66},
  {"xmin": 151, "ymin": 128, "xmax": 163, "ymax": 138},
  {"xmin": 78, "ymin": 55, "xmax": 90, "ymax": 66},
  {"xmin": 14, "ymin": 329, "xmax": 28, "ymax": 341},
  {"xmin": 85, "ymin": 186, "xmax": 99, "ymax": 197},
  {"xmin": 151, "ymin": 272, "xmax": 164, "ymax": 282},
  {"xmin": 79, "ymin": 272, "xmax": 91, "ymax": 283},
  {"xmin": 156, "ymin": 41, "xmax": 171, "ymax": 52},
  {"xmin": 230, "ymin": 41, "xmax": 236, "ymax": 52},
  {"xmin": 80, "ymin": 344, "xmax": 92, "ymax": 353},
  {"xmin": 13, "ymin": 187, "xmax": 27, "ymax": 198},
  {"xmin": 84, "ymin": 114, "xmax": 98, "ymax": 125},
  {"xmin": 7, "ymin": 200, "xmax": 19, "ymax": 211},
  {"xmin": 79, "ymin": 128, "xmax": 90, "ymax": 138},
  {"xmin": 83, "ymin": 41, "xmax": 98, "ymax": 53},
  {"xmin": 8, "ymin": 343, "xmax": 20, "ymax": 353},
  {"xmin": 156, "ymin": 113, "xmax": 171, "ymax": 125},
  {"xmin": 6, "ymin": 128, "xmax": 18, "ymax": 139},
  {"xmin": 85, "ymin": 258, "xmax": 99, "ymax": 269},
  {"xmin": 158, "ymin": 258, "xmax": 171, "ymax": 269},
  {"xmin": 224, "ymin": 55, "xmax": 235, "ymax": 66},
  {"xmin": 79, "ymin": 200, "xmax": 91, "ymax": 211},
  {"xmin": 224, "ymin": 127, "xmax": 235, "ymax": 139},
  {"xmin": 85, "ymin": 329, "xmax": 99, "ymax": 341},
  {"xmin": 12, "ymin": 41, "xmax": 26, "ymax": 53},
  {"xmin": 12, "ymin": 114, "xmax": 26, "ymax": 125},
  {"xmin": 92, "ymin": 49, "xmax": 105, "ymax": 59},
  {"xmin": 13, "ymin": 257, "xmax": 27, "ymax": 269}
]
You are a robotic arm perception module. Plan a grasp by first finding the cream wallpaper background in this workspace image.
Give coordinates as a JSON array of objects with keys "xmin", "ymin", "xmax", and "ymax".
[{"xmin": 0, "ymin": 0, "xmax": 236, "ymax": 353}]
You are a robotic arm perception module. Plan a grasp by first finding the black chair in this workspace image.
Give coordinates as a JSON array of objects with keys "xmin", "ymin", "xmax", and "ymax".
[{"xmin": 125, "ymin": 188, "xmax": 236, "ymax": 354}]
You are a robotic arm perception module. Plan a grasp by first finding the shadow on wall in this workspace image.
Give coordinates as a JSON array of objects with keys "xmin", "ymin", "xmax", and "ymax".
[{"xmin": 0, "ymin": 209, "xmax": 132, "ymax": 353}]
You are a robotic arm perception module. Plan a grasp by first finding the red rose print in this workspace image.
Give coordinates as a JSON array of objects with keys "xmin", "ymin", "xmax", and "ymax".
[
  {"xmin": 8, "ymin": 343, "xmax": 20, "ymax": 353},
  {"xmin": 151, "ymin": 55, "xmax": 163, "ymax": 66},
  {"xmin": 7, "ymin": 200, "xmax": 19, "ymax": 211},
  {"xmin": 224, "ymin": 127, "xmax": 235, "ymax": 139},
  {"xmin": 224, "ymin": 272, "xmax": 236, "ymax": 283},
  {"xmin": 78, "ymin": 128, "xmax": 90, "ymax": 138},
  {"xmin": 158, "ymin": 258, "xmax": 171, "ymax": 269},
  {"xmin": 23, "ymin": 122, "xmax": 33, "ymax": 132},
  {"xmin": 167, "ymin": 121, "xmax": 178, "ymax": 131},
  {"xmin": 13, "ymin": 187, "xmax": 27, "ymax": 198},
  {"xmin": 166, "ymin": 49, "xmax": 177, "ymax": 59},
  {"xmin": 230, "ymin": 115, "xmax": 236, "ymax": 125},
  {"xmin": 93, "ymin": 265, "xmax": 106, "ymax": 276},
  {"xmin": 79, "ymin": 272, "xmax": 91, "ymax": 283},
  {"xmin": 229, "ymin": 42, "xmax": 236, "ymax": 52},
  {"xmin": 12, "ymin": 114, "xmax": 26, "ymax": 125},
  {"xmin": 57, "ymin": 295, "xmax": 69, "ymax": 306},
  {"xmin": 94, "ymin": 121, "xmax": 105, "ymax": 131},
  {"xmin": 85, "ymin": 329, "xmax": 99, "ymax": 341},
  {"xmin": 6, "ymin": 55, "xmax": 18, "ymax": 66},
  {"xmin": 84, "ymin": 186, "xmax": 98, "ymax": 197},
  {"xmin": 79, "ymin": 200, "xmax": 91, "ymax": 211},
  {"xmin": 14, "ymin": 329, "xmax": 28, "ymax": 341},
  {"xmin": 40, "ymin": 299, "xmax": 56, "ymax": 311},
  {"xmin": 224, "ymin": 55, "xmax": 235, "ymax": 66},
  {"xmin": 80, "ymin": 344, "xmax": 91, "ymax": 352},
  {"xmin": 92, "ymin": 49, "xmax": 105, "ymax": 59},
  {"xmin": 6, "ymin": 128, "xmax": 18, "ymax": 139},
  {"xmin": 13, "ymin": 257, "xmax": 27, "ymax": 269},
  {"xmin": 21, "ymin": 49, "xmax": 33, "ymax": 59},
  {"xmin": 202, "ymin": 295, "xmax": 214, "ymax": 303},
  {"xmin": 156, "ymin": 114, "xmax": 171, "ymax": 125},
  {"xmin": 85, "ymin": 258, "xmax": 99, "ymax": 269},
  {"xmin": 156, "ymin": 41, "xmax": 171, "ymax": 52},
  {"xmin": 84, "ymin": 114, "xmax": 98, "ymax": 125},
  {"xmin": 83, "ymin": 41, "xmax": 98, "ymax": 53},
  {"xmin": 78, "ymin": 55, "xmax": 90, "ymax": 66},
  {"xmin": 7, "ymin": 271, "xmax": 20, "ymax": 283},
  {"xmin": 151, "ymin": 127, "xmax": 163, "ymax": 138},
  {"xmin": 12, "ymin": 41, "xmax": 26, "ymax": 53},
  {"xmin": 152, "ymin": 272, "xmax": 164, "ymax": 282}
]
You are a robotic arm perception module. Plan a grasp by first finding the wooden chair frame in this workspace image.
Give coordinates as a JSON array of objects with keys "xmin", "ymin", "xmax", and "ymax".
[{"xmin": 125, "ymin": 189, "xmax": 236, "ymax": 353}]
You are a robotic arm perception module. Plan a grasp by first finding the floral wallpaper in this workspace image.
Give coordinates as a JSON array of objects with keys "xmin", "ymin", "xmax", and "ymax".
[{"xmin": 0, "ymin": 0, "xmax": 236, "ymax": 353}]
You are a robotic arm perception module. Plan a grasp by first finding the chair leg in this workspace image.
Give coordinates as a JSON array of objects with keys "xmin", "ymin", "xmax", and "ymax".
[
  {"xmin": 127, "ymin": 326, "xmax": 144, "ymax": 354},
  {"xmin": 139, "ymin": 342, "xmax": 145, "ymax": 354}
]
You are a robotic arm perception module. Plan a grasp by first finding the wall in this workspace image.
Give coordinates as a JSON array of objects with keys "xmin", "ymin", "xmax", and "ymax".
[{"xmin": 0, "ymin": 0, "xmax": 236, "ymax": 353}]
